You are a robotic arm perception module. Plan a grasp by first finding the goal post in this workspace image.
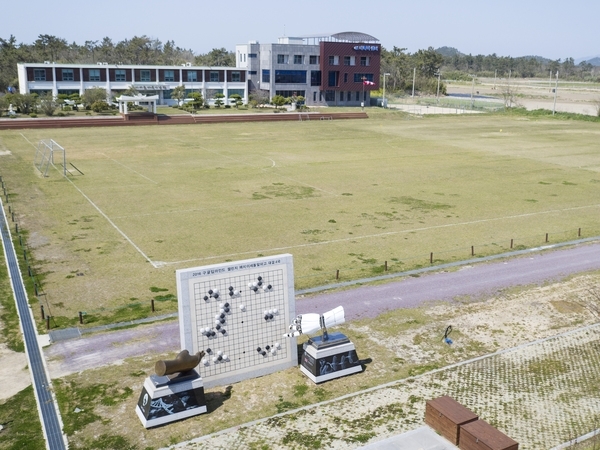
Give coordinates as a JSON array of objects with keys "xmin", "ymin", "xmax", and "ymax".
[{"xmin": 34, "ymin": 139, "xmax": 67, "ymax": 177}]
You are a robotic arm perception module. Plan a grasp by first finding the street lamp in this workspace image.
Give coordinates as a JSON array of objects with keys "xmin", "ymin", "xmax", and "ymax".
[
  {"xmin": 469, "ymin": 74, "xmax": 476, "ymax": 109},
  {"xmin": 383, "ymin": 73, "xmax": 390, "ymax": 108},
  {"xmin": 435, "ymin": 71, "xmax": 441, "ymax": 103}
]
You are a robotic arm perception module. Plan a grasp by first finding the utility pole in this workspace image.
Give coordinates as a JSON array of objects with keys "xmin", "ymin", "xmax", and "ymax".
[
  {"xmin": 552, "ymin": 71, "xmax": 559, "ymax": 115},
  {"xmin": 383, "ymin": 73, "xmax": 390, "ymax": 108},
  {"xmin": 436, "ymin": 71, "xmax": 441, "ymax": 103},
  {"xmin": 470, "ymin": 75, "xmax": 475, "ymax": 109},
  {"xmin": 411, "ymin": 67, "xmax": 416, "ymax": 97}
]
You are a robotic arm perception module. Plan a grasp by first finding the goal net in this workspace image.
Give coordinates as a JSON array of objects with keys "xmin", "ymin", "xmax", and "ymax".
[{"xmin": 34, "ymin": 139, "xmax": 67, "ymax": 177}]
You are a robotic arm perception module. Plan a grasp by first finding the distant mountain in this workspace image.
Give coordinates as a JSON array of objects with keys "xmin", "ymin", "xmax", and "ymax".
[
  {"xmin": 575, "ymin": 55, "xmax": 600, "ymax": 65},
  {"xmin": 435, "ymin": 46, "xmax": 463, "ymax": 57},
  {"xmin": 578, "ymin": 57, "xmax": 600, "ymax": 66}
]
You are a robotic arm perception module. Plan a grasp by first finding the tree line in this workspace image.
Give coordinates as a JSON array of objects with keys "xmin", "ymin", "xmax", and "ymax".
[{"xmin": 1, "ymin": 34, "xmax": 597, "ymax": 96}]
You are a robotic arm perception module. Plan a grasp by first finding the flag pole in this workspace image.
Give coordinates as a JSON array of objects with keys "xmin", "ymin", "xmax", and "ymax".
[{"xmin": 361, "ymin": 76, "xmax": 365, "ymax": 111}]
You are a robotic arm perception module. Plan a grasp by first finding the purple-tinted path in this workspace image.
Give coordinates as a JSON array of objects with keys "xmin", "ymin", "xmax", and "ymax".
[{"xmin": 295, "ymin": 241, "xmax": 600, "ymax": 320}]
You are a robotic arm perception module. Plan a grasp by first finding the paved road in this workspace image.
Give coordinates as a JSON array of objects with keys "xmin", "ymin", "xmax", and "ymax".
[
  {"xmin": 0, "ymin": 200, "xmax": 66, "ymax": 450},
  {"xmin": 45, "ymin": 239, "xmax": 600, "ymax": 377},
  {"xmin": 296, "ymin": 241, "xmax": 600, "ymax": 320}
]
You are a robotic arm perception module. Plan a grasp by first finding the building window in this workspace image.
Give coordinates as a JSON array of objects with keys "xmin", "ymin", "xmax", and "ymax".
[
  {"xmin": 62, "ymin": 69, "xmax": 74, "ymax": 81},
  {"xmin": 249, "ymin": 70, "xmax": 257, "ymax": 75},
  {"xmin": 277, "ymin": 54, "xmax": 289, "ymax": 64},
  {"xmin": 115, "ymin": 69, "xmax": 126, "ymax": 81},
  {"xmin": 354, "ymin": 73, "xmax": 374, "ymax": 83},
  {"xmin": 328, "ymin": 55, "xmax": 339, "ymax": 66},
  {"xmin": 248, "ymin": 53, "xmax": 257, "ymax": 58},
  {"xmin": 347, "ymin": 91, "xmax": 352, "ymax": 101},
  {"xmin": 325, "ymin": 90, "xmax": 335, "ymax": 101},
  {"xmin": 339, "ymin": 91, "xmax": 344, "ymax": 101},
  {"xmin": 210, "ymin": 71, "xmax": 219, "ymax": 82},
  {"xmin": 33, "ymin": 69, "xmax": 46, "ymax": 81},
  {"xmin": 140, "ymin": 70, "xmax": 151, "ymax": 82},
  {"xmin": 294, "ymin": 55, "xmax": 303, "ymax": 64},
  {"xmin": 164, "ymin": 70, "xmax": 174, "ymax": 82},
  {"xmin": 231, "ymin": 71, "xmax": 241, "ymax": 82},
  {"xmin": 228, "ymin": 88, "xmax": 245, "ymax": 97},
  {"xmin": 187, "ymin": 70, "xmax": 198, "ymax": 82},
  {"xmin": 262, "ymin": 69, "xmax": 270, "ymax": 83},
  {"xmin": 343, "ymin": 56, "xmax": 351, "ymax": 66},
  {"xmin": 313, "ymin": 91, "xmax": 317, "ymax": 102},
  {"xmin": 360, "ymin": 56, "xmax": 370, "ymax": 66},
  {"xmin": 309, "ymin": 55, "xmax": 319, "ymax": 65},
  {"xmin": 356, "ymin": 91, "xmax": 360, "ymax": 101},
  {"xmin": 344, "ymin": 73, "xmax": 348, "ymax": 83},
  {"xmin": 310, "ymin": 70, "xmax": 321, "ymax": 86},
  {"xmin": 89, "ymin": 69, "xmax": 101, "ymax": 81},
  {"xmin": 275, "ymin": 70, "xmax": 306, "ymax": 84},
  {"xmin": 328, "ymin": 71, "xmax": 339, "ymax": 87}
]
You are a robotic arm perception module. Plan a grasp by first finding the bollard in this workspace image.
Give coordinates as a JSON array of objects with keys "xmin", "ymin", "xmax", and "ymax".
[
  {"xmin": 471, "ymin": 245, "xmax": 474, "ymax": 256},
  {"xmin": 46, "ymin": 316, "xmax": 51, "ymax": 330},
  {"xmin": 430, "ymin": 252, "xmax": 433, "ymax": 264},
  {"xmin": 15, "ymin": 223, "xmax": 18, "ymax": 234},
  {"xmin": 79, "ymin": 311, "xmax": 83, "ymax": 324},
  {"xmin": 28, "ymin": 266, "xmax": 32, "ymax": 277},
  {"xmin": 545, "ymin": 233, "xmax": 549, "ymax": 243},
  {"xmin": 11, "ymin": 212, "xmax": 14, "ymax": 222},
  {"xmin": 8, "ymin": 205, "xmax": 10, "ymax": 213},
  {"xmin": 34, "ymin": 283, "xmax": 38, "ymax": 296},
  {"xmin": 510, "ymin": 238, "xmax": 513, "ymax": 249},
  {"xmin": 151, "ymin": 299, "xmax": 155, "ymax": 312},
  {"xmin": 19, "ymin": 235, "xmax": 22, "ymax": 246},
  {"xmin": 336, "ymin": 269, "xmax": 340, "ymax": 280},
  {"xmin": 578, "ymin": 228, "xmax": 581, "ymax": 237},
  {"xmin": 40, "ymin": 305, "xmax": 45, "ymax": 320},
  {"xmin": 23, "ymin": 250, "xmax": 27, "ymax": 261},
  {"xmin": 384, "ymin": 261, "xmax": 388, "ymax": 271}
]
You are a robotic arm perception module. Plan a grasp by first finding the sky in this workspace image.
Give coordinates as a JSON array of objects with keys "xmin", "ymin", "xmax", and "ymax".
[{"xmin": 3, "ymin": 0, "xmax": 599, "ymax": 62}]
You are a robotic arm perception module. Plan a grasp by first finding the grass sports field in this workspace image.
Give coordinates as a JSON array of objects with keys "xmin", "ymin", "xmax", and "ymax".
[{"xmin": 1, "ymin": 108, "xmax": 599, "ymax": 328}]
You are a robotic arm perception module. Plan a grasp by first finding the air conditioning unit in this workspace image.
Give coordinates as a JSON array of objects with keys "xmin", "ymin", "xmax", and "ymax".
[
  {"xmin": 186, "ymin": 62, "xmax": 192, "ymax": 67},
  {"xmin": 44, "ymin": 61, "xmax": 50, "ymax": 64},
  {"xmin": 97, "ymin": 62, "xmax": 103, "ymax": 65}
]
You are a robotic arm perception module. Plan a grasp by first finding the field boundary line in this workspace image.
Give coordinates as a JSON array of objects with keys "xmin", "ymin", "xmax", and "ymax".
[{"xmin": 19, "ymin": 134, "xmax": 159, "ymax": 268}]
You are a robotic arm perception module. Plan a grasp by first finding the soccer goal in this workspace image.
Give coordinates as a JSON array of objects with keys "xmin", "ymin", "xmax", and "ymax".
[{"xmin": 34, "ymin": 139, "xmax": 68, "ymax": 177}]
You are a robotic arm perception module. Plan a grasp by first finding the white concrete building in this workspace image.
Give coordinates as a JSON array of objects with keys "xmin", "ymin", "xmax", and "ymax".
[{"xmin": 17, "ymin": 62, "xmax": 248, "ymax": 106}]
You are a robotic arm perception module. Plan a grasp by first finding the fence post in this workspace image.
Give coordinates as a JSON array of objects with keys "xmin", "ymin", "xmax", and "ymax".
[
  {"xmin": 384, "ymin": 261, "xmax": 388, "ymax": 271},
  {"xmin": 510, "ymin": 238, "xmax": 513, "ymax": 249},
  {"xmin": 430, "ymin": 252, "xmax": 433, "ymax": 264},
  {"xmin": 578, "ymin": 228, "xmax": 581, "ymax": 237},
  {"xmin": 79, "ymin": 311, "xmax": 83, "ymax": 324},
  {"xmin": 40, "ymin": 305, "xmax": 45, "ymax": 320},
  {"xmin": 15, "ymin": 223, "xmax": 18, "ymax": 234},
  {"xmin": 151, "ymin": 299, "xmax": 155, "ymax": 312},
  {"xmin": 336, "ymin": 269, "xmax": 340, "ymax": 280},
  {"xmin": 34, "ymin": 283, "xmax": 38, "ymax": 296},
  {"xmin": 471, "ymin": 245, "xmax": 474, "ymax": 256},
  {"xmin": 46, "ymin": 316, "xmax": 51, "ymax": 330},
  {"xmin": 545, "ymin": 233, "xmax": 549, "ymax": 243}
]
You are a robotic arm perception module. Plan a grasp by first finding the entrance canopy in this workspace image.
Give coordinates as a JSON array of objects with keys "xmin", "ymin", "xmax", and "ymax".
[{"xmin": 116, "ymin": 94, "xmax": 159, "ymax": 114}]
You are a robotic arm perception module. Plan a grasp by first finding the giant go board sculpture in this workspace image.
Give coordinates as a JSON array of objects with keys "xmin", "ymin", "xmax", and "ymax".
[{"xmin": 177, "ymin": 254, "xmax": 297, "ymax": 389}]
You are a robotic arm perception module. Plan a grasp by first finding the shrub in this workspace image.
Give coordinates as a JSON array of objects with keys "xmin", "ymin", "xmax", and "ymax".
[{"xmin": 29, "ymin": 113, "xmax": 37, "ymax": 118}]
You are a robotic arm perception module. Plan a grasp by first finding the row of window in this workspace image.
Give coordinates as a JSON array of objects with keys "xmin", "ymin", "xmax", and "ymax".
[
  {"xmin": 328, "ymin": 56, "xmax": 371, "ymax": 67},
  {"xmin": 276, "ymin": 55, "xmax": 320, "ymax": 65},
  {"xmin": 261, "ymin": 70, "xmax": 373, "ymax": 86},
  {"xmin": 32, "ymin": 69, "xmax": 241, "ymax": 83}
]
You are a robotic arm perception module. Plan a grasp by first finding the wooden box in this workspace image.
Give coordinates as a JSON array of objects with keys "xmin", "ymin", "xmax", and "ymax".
[
  {"xmin": 459, "ymin": 419, "xmax": 519, "ymax": 450},
  {"xmin": 424, "ymin": 396, "xmax": 478, "ymax": 445}
]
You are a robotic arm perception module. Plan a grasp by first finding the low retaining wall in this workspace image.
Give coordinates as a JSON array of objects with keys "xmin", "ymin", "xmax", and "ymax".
[{"xmin": 0, "ymin": 112, "xmax": 368, "ymax": 130}]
